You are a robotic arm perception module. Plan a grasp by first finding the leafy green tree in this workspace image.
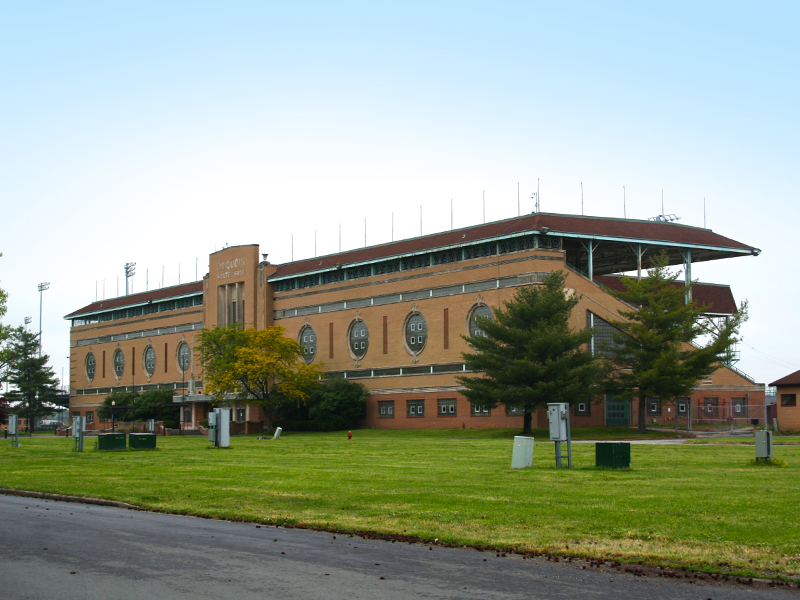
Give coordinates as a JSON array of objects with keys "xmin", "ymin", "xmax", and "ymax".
[
  {"xmin": 307, "ymin": 378, "xmax": 369, "ymax": 428},
  {"xmin": 3, "ymin": 326, "xmax": 59, "ymax": 434},
  {"xmin": 197, "ymin": 325, "xmax": 322, "ymax": 428},
  {"xmin": 458, "ymin": 271, "xmax": 606, "ymax": 435},
  {"xmin": 0, "ymin": 252, "xmax": 12, "ymax": 375},
  {"xmin": 97, "ymin": 389, "xmax": 178, "ymax": 423},
  {"xmin": 604, "ymin": 253, "xmax": 748, "ymax": 433}
]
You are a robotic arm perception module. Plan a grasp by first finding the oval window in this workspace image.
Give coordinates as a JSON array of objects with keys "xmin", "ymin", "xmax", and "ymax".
[
  {"xmin": 85, "ymin": 352, "xmax": 96, "ymax": 383},
  {"xmin": 404, "ymin": 312, "xmax": 427, "ymax": 354},
  {"xmin": 177, "ymin": 342, "xmax": 191, "ymax": 373},
  {"xmin": 298, "ymin": 325, "xmax": 317, "ymax": 364},
  {"xmin": 468, "ymin": 304, "xmax": 494, "ymax": 338},
  {"xmin": 348, "ymin": 319, "xmax": 369, "ymax": 360},
  {"xmin": 113, "ymin": 349, "xmax": 125, "ymax": 378},
  {"xmin": 144, "ymin": 346, "xmax": 156, "ymax": 376}
]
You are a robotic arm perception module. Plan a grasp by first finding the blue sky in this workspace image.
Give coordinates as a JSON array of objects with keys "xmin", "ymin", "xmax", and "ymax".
[{"xmin": 1, "ymin": 1, "xmax": 798, "ymax": 387}]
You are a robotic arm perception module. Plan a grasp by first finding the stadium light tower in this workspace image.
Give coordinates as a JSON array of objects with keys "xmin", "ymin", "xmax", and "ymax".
[
  {"xmin": 124, "ymin": 262, "xmax": 136, "ymax": 295},
  {"xmin": 38, "ymin": 282, "xmax": 49, "ymax": 358}
]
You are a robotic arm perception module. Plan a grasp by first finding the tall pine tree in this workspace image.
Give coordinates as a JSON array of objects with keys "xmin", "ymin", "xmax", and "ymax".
[
  {"xmin": 458, "ymin": 271, "xmax": 606, "ymax": 435},
  {"xmin": 3, "ymin": 326, "xmax": 59, "ymax": 434},
  {"xmin": 604, "ymin": 253, "xmax": 747, "ymax": 432}
]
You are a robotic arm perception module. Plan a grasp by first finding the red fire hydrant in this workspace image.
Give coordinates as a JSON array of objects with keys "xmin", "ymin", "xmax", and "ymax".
[{"xmin": 347, "ymin": 431, "xmax": 352, "ymax": 440}]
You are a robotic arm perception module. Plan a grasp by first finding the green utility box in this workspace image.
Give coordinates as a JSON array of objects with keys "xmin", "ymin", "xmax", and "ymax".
[
  {"xmin": 596, "ymin": 442, "xmax": 631, "ymax": 469},
  {"xmin": 98, "ymin": 433, "xmax": 127, "ymax": 451},
  {"xmin": 128, "ymin": 433, "xmax": 157, "ymax": 450}
]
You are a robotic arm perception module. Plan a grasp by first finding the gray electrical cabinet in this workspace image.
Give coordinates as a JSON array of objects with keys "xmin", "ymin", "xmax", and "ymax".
[
  {"xmin": 755, "ymin": 430, "xmax": 773, "ymax": 460},
  {"xmin": 547, "ymin": 403, "xmax": 568, "ymax": 441},
  {"xmin": 8, "ymin": 415, "xmax": 19, "ymax": 448},
  {"xmin": 511, "ymin": 436, "xmax": 534, "ymax": 468},
  {"xmin": 547, "ymin": 402, "xmax": 572, "ymax": 468},
  {"xmin": 208, "ymin": 408, "xmax": 230, "ymax": 448},
  {"xmin": 72, "ymin": 416, "xmax": 85, "ymax": 438},
  {"xmin": 72, "ymin": 416, "xmax": 86, "ymax": 452}
]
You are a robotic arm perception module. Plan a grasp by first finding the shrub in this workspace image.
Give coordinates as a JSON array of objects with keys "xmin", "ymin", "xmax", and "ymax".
[
  {"xmin": 162, "ymin": 420, "xmax": 177, "ymax": 430},
  {"xmin": 307, "ymin": 379, "xmax": 369, "ymax": 427}
]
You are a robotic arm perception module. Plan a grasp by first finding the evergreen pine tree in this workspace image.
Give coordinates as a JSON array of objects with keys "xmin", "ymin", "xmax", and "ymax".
[{"xmin": 458, "ymin": 271, "xmax": 606, "ymax": 435}]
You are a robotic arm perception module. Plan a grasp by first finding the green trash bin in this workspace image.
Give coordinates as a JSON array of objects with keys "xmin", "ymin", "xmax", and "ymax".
[
  {"xmin": 596, "ymin": 442, "xmax": 631, "ymax": 469},
  {"xmin": 129, "ymin": 433, "xmax": 157, "ymax": 450},
  {"xmin": 98, "ymin": 433, "xmax": 127, "ymax": 451}
]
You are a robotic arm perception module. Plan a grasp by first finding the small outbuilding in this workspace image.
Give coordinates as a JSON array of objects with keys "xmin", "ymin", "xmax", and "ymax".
[{"xmin": 769, "ymin": 370, "xmax": 800, "ymax": 431}]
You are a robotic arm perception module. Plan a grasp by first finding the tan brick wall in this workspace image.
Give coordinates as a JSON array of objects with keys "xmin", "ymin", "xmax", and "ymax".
[
  {"xmin": 68, "ymin": 241, "xmax": 762, "ymax": 432},
  {"xmin": 776, "ymin": 386, "xmax": 800, "ymax": 431}
]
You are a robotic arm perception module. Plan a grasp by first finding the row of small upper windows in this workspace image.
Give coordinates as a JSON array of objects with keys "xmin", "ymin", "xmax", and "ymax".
[
  {"xmin": 377, "ymin": 399, "xmax": 520, "ymax": 418},
  {"xmin": 273, "ymin": 235, "xmax": 562, "ymax": 292},
  {"xmin": 84, "ymin": 342, "xmax": 191, "ymax": 382},
  {"xmin": 72, "ymin": 296, "xmax": 203, "ymax": 327},
  {"xmin": 297, "ymin": 304, "xmax": 493, "ymax": 363}
]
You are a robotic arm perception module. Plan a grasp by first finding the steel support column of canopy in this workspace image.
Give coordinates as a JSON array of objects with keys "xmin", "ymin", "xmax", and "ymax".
[
  {"xmin": 628, "ymin": 244, "xmax": 647, "ymax": 281},
  {"xmin": 681, "ymin": 249, "xmax": 692, "ymax": 303},
  {"xmin": 580, "ymin": 240, "xmax": 600, "ymax": 281}
]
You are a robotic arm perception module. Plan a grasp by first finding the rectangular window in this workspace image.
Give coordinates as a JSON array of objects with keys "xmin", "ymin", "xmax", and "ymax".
[
  {"xmin": 676, "ymin": 397, "xmax": 690, "ymax": 413},
  {"xmin": 378, "ymin": 400, "xmax": 394, "ymax": 418},
  {"xmin": 236, "ymin": 407, "xmax": 246, "ymax": 423},
  {"xmin": 704, "ymin": 397, "xmax": 719, "ymax": 416},
  {"xmin": 471, "ymin": 404, "xmax": 491, "ymax": 416},
  {"xmin": 574, "ymin": 402, "xmax": 591, "ymax": 416},
  {"xmin": 732, "ymin": 397, "xmax": 747, "ymax": 415},
  {"xmin": 86, "ymin": 411, "xmax": 94, "ymax": 423},
  {"xmin": 407, "ymin": 400, "xmax": 425, "ymax": 417},
  {"xmin": 781, "ymin": 394, "xmax": 797, "ymax": 406},
  {"xmin": 647, "ymin": 397, "xmax": 662, "ymax": 415},
  {"xmin": 505, "ymin": 405, "xmax": 525, "ymax": 415},
  {"xmin": 438, "ymin": 398, "xmax": 457, "ymax": 416},
  {"xmin": 99, "ymin": 414, "xmax": 108, "ymax": 423}
]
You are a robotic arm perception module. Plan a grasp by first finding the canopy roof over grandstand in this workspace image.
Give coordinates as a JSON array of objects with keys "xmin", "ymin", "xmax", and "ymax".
[
  {"xmin": 269, "ymin": 212, "xmax": 760, "ymax": 280},
  {"xmin": 65, "ymin": 281, "xmax": 203, "ymax": 319},
  {"xmin": 594, "ymin": 275, "xmax": 738, "ymax": 316}
]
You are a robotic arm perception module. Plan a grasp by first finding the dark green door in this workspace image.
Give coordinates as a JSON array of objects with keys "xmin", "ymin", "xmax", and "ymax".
[{"xmin": 605, "ymin": 396, "xmax": 630, "ymax": 426}]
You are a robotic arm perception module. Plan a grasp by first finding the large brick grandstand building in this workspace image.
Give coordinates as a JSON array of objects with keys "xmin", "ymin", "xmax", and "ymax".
[{"xmin": 65, "ymin": 212, "xmax": 764, "ymax": 431}]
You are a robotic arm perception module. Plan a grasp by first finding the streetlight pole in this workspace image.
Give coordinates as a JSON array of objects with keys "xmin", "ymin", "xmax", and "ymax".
[
  {"xmin": 111, "ymin": 400, "xmax": 116, "ymax": 433},
  {"xmin": 38, "ymin": 282, "xmax": 49, "ymax": 358},
  {"xmin": 124, "ymin": 263, "xmax": 136, "ymax": 295}
]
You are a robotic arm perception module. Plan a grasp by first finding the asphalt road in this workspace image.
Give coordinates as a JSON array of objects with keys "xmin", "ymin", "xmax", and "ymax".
[{"xmin": 0, "ymin": 494, "xmax": 794, "ymax": 599}]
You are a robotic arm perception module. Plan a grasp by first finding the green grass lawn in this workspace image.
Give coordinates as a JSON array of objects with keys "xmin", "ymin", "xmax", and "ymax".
[{"xmin": 1, "ymin": 428, "xmax": 797, "ymax": 580}]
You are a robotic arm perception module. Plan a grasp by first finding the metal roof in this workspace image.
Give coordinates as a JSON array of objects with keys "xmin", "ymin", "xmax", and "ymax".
[
  {"xmin": 268, "ymin": 212, "xmax": 759, "ymax": 280},
  {"xmin": 594, "ymin": 275, "xmax": 738, "ymax": 315},
  {"xmin": 64, "ymin": 281, "xmax": 204, "ymax": 319},
  {"xmin": 770, "ymin": 369, "xmax": 800, "ymax": 387}
]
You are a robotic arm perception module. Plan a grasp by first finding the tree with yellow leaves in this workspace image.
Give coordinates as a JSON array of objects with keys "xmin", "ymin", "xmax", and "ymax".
[{"xmin": 197, "ymin": 325, "xmax": 322, "ymax": 428}]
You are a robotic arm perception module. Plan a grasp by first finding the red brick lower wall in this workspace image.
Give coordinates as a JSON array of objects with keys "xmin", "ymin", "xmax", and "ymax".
[
  {"xmin": 364, "ymin": 392, "xmax": 536, "ymax": 429},
  {"xmin": 362, "ymin": 390, "xmax": 766, "ymax": 430}
]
